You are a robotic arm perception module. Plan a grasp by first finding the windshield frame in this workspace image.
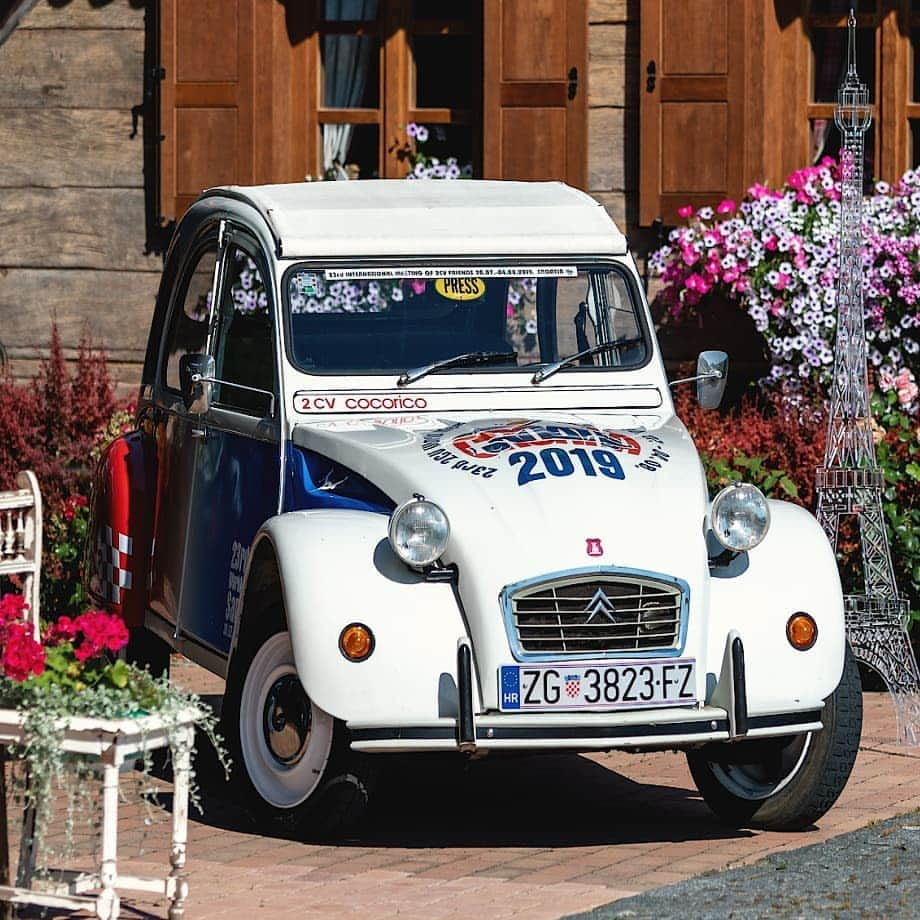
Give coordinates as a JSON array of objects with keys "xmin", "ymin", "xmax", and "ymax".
[{"xmin": 280, "ymin": 256, "xmax": 653, "ymax": 379}]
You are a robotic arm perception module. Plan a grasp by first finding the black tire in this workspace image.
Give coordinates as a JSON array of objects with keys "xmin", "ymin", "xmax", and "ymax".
[
  {"xmin": 221, "ymin": 606, "xmax": 375, "ymax": 838},
  {"xmin": 687, "ymin": 643, "xmax": 862, "ymax": 831}
]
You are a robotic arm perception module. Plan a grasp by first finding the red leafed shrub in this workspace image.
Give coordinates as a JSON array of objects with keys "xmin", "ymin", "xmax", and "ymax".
[
  {"xmin": 0, "ymin": 326, "xmax": 116, "ymax": 518},
  {"xmin": 673, "ymin": 385, "xmax": 919, "ymax": 620},
  {"xmin": 673, "ymin": 385, "xmax": 828, "ymax": 509}
]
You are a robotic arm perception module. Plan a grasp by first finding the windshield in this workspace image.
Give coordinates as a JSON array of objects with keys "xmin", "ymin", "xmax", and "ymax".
[{"xmin": 284, "ymin": 264, "xmax": 648, "ymax": 375}]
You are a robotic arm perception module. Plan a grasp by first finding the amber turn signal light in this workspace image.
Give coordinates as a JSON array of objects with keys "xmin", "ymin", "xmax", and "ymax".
[
  {"xmin": 787, "ymin": 612, "xmax": 818, "ymax": 651},
  {"xmin": 339, "ymin": 623, "xmax": 375, "ymax": 661}
]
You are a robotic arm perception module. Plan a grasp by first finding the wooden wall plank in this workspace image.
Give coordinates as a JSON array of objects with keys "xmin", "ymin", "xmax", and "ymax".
[
  {"xmin": 589, "ymin": 23, "xmax": 634, "ymax": 107},
  {"xmin": 0, "ymin": 188, "xmax": 157, "ymax": 271},
  {"xmin": 22, "ymin": 0, "xmax": 144, "ymax": 30},
  {"xmin": 588, "ymin": 0, "xmax": 627, "ymax": 23},
  {"xmin": 0, "ymin": 269, "xmax": 159, "ymax": 352},
  {"xmin": 0, "ymin": 109, "xmax": 142, "ymax": 187},
  {"xmin": 6, "ymin": 355, "xmax": 146, "ymax": 394},
  {"xmin": 0, "ymin": 29, "xmax": 142, "ymax": 108},
  {"xmin": 589, "ymin": 191, "xmax": 627, "ymax": 226},
  {"xmin": 588, "ymin": 106, "xmax": 624, "ymax": 189}
]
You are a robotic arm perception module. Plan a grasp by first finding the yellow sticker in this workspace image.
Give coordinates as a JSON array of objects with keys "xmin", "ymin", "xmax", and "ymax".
[{"xmin": 435, "ymin": 277, "xmax": 486, "ymax": 301}]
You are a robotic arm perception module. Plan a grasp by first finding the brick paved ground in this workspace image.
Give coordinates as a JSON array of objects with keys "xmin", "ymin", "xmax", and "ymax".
[{"xmin": 15, "ymin": 659, "xmax": 920, "ymax": 919}]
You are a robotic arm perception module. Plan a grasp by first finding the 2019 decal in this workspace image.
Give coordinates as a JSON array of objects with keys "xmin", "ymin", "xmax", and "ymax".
[
  {"xmin": 422, "ymin": 419, "xmax": 672, "ymax": 485},
  {"xmin": 453, "ymin": 421, "xmax": 641, "ymax": 459},
  {"xmin": 509, "ymin": 447, "xmax": 624, "ymax": 486}
]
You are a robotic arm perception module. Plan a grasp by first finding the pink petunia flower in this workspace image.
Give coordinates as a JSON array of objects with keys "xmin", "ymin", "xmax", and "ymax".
[{"xmin": 895, "ymin": 369, "xmax": 918, "ymax": 406}]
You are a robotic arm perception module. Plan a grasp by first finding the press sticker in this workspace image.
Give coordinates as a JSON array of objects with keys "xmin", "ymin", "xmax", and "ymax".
[
  {"xmin": 435, "ymin": 277, "xmax": 486, "ymax": 301},
  {"xmin": 295, "ymin": 272, "xmax": 319, "ymax": 296}
]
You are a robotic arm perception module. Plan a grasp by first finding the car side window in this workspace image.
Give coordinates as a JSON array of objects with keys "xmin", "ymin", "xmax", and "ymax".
[
  {"xmin": 211, "ymin": 245, "xmax": 274, "ymax": 415},
  {"xmin": 163, "ymin": 246, "xmax": 217, "ymax": 392}
]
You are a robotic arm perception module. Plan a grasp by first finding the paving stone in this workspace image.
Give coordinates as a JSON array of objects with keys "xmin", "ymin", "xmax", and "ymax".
[{"xmin": 18, "ymin": 662, "xmax": 919, "ymax": 920}]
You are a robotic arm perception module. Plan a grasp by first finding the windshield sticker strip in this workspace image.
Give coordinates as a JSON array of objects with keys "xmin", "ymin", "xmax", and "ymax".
[{"xmin": 323, "ymin": 266, "xmax": 578, "ymax": 281}]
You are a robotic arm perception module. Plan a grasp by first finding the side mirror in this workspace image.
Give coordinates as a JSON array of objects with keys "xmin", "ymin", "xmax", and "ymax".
[
  {"xmin": 696, "ymin": 350, "xmax": 728, "ymax": 410},
  {"xmin": 178, "ymin": 353, "xmax": 215, "ymax": 414}
]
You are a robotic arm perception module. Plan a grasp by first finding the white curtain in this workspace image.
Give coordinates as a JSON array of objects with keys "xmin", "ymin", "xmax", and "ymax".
[{"xmin": 323, "ymin": 0, "xmax": 378, "ymax": 178}]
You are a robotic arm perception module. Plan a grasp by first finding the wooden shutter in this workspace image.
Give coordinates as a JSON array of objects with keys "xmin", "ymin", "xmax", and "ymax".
[
  {"xmin": 160, "ymin": 0, "xmax": 255, "ymax": 222},
  {"xmin": 482, "ymin": 0, "xmax": 586, "ymax": 188},
  {"xmin": 639, "ymin": 0, "xmax": 746, "ymax": 226}
]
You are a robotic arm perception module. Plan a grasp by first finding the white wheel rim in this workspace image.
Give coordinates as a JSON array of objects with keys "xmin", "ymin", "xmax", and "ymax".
[
  {"xmin": 709, "ymin": 732, "xmax": 813, "ymax": 801},
  {"xmin": 239, "ymin": 631, "xmax": 334, "ymax": 809}
]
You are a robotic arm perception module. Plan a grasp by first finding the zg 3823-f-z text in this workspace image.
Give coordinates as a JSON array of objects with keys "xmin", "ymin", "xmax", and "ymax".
[{"xmin": 499, "ymin": 659, "xmax": 696, "ymax": 712}]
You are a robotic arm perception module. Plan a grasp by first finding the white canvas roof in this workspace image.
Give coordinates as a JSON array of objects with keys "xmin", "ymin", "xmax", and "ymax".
[{"xmin": 206, "ymin": 180, "xmax": 628, "ymax": 259}]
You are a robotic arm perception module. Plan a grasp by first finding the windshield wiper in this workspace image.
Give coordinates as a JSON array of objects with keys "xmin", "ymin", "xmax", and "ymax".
[
  {"xmin": 397, "ymin": 351, "xmax": 518, "ymax": 386},
  {"xmin": 531, "ymin": 337, "xmax": 644, "ymax": 384}
]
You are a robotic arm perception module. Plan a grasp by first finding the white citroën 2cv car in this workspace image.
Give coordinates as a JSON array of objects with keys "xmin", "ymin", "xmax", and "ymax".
[{"xmin": 87, "ymin": 180, "xmax": 861, "ymax": 834}]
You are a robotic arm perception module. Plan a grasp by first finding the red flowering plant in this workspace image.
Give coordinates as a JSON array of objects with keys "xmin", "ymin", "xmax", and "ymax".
[
  {"xmin": 0, "ymin": 594, "xmax": 45, "ymax": 683},
  {"xmin": 0, "ymin": 595, "xmax": 132, "ymax": 692},
  {"xmin": 37, "ymin": 610, "xmax": 131, "ymax": 692}
]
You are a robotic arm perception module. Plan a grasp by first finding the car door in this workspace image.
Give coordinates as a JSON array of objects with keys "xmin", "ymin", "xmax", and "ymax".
[
  {"xmin": 148, "ymin": 231, "xmax": 221, "ymax": 638},
  {"xmin": 176, "ymin": 229, "xmax": 281, "ymax": 655}
]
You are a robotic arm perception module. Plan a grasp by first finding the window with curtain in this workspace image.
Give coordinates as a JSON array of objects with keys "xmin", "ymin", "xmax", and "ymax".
[
  {"xmin": 316, "ymin": 0, "xmax": 480, "ymax": 179},
  {"xmin": 806, "ymin": 0, "xmax": 920, "ymax": 182}
]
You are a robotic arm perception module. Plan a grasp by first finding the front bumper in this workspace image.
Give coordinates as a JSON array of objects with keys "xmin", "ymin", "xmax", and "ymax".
[
  {"xmin": 348, "ymin": 632, "xmax": 824, "ymax": 753},
  {"xmin": 348, "ymin": 706, "xmax": 824, "ymax": 753}
]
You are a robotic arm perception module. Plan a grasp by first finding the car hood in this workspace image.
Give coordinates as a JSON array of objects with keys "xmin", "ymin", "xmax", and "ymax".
[
  {"xmin": 293, "ymin": 412, "xmax": 707, "ymax": 574},
  {"xmin": 292, "ymin": 413, "xmax": 711, "ymax": 701}
]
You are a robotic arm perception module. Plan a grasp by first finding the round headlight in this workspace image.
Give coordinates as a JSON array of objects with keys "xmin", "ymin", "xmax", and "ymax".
[
  {"xmin": 388, "ymin": 498, "xmax": 450, "ymax": 568},
  {"xmin": 710, "ymin": 482, "xmax": 770, "ymax": 552}
]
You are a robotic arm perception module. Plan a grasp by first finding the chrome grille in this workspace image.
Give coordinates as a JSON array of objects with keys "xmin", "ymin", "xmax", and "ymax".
[{"xmin": 508, "ymin": 574, "xmax": 683, "ymax": 657}]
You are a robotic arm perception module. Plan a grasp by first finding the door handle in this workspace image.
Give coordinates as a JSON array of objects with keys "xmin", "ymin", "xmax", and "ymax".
[
  {"xmin": 567, "ymin": 66, "xmax": 578, "ymax": 100},
  {"xmin": 191, "ymin": 426, "xmax": 208, "ymax": 440},
  {"xmin": 646, "ymin": 60, "xmax": 656, "ymax": 93}
]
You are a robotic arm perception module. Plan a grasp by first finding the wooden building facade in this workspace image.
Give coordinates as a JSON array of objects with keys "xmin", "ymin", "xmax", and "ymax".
[{"xmin": 0, "ymin": 0, "xmax": 918, "ymax": 390}]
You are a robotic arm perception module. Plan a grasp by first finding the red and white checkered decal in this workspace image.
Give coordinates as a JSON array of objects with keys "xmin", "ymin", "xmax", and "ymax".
[
  {"xmin": 564, "ymin": 675, "xmax": 581, "ymax": 698},
  {"xmin": 97, "ymin": 525, "xmax": 133, "ymax": 604}
]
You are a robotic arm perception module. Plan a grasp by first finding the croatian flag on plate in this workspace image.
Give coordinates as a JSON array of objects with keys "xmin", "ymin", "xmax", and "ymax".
[{"xmin": 565, "ymin": 674, "xmax": 581, "ymax": 699}]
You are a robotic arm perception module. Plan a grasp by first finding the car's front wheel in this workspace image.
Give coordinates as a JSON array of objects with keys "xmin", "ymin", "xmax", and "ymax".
[
  {"xmin": 687, "ymin": 643, "xmax": 862, "ymax": 830},
  {"xmin": 223, "ymin": 624, "xmax": 374, "ymax": 836}
]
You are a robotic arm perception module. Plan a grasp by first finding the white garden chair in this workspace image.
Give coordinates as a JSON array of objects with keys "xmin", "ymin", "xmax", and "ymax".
[
  {"xmin": 0, "ymin": 469, "xmax": 42, "ymax": 920},
  {"xmin": 0, "ymin": 469, "xmax": 42, "ymax": 638}
]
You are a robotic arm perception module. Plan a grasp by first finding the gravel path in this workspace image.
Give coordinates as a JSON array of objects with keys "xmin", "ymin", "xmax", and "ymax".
[{"xmin": 566, "ymin": 809, "xmax": 920, "ymax": 919}]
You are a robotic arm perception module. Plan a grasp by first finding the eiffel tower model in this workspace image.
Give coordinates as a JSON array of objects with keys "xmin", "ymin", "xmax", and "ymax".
[{"xmin": 815, "ymin": 10, "xmax": 920, "ymax": 744}]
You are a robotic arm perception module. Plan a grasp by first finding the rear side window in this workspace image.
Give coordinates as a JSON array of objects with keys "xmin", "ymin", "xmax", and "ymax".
[
  {"xmin": 163, "ymin": 246, "xmax": 217, "ymax": 392},
  {"xmin": 211, "ymin": 246, "xmax": 275, "ymax": 415}
]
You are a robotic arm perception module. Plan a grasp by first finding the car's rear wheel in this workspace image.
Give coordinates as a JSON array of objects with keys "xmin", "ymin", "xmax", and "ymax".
[
  {"xmin": 223, "ymin": 619, "xmax": 374, "ymax": 837},
  {"xmin": 687, "ymin": 643, "xmax": 862, "ymax": 830}
]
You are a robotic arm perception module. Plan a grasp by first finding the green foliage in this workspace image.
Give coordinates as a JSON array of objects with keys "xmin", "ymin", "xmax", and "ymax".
[
  {"xmin": 872, "ymin": 390, "xmax": 920, "ymax": 622},
  {"xmin": 693, "ymin": 391, "xmax": 920, "ymax": 627},
  {"xmin": 704, "ymin": 450, "xmax": 800, "ymax": 500},
  {"xmin": 30, "ymin": 643, "xmax": 131, "ymax": 693},
  {"xmin": 42, "ymin": 497, "xmax": 89, "ymax": 617}
]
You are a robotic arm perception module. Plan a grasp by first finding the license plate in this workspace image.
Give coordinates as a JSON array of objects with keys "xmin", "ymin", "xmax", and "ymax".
[{"xmin": 498, "ymin": 659, "xmax": 696, "ymax": 712}]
